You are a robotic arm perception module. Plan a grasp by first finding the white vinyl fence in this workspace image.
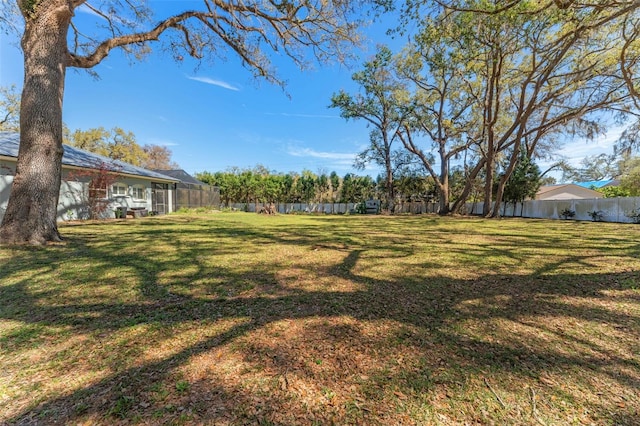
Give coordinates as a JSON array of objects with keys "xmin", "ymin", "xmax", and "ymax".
[
  {"xmin": 225, "ymin": 197, "xmax": 640, "ymax": 223},
  {"xmin": 467, "ymin": 196, "xmax": 640, "ymax": 223}
]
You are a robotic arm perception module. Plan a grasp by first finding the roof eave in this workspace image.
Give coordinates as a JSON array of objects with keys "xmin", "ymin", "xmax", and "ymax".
[{"xmin": 0, "ymin": 155, "xmax": 179, "ymax": 183}]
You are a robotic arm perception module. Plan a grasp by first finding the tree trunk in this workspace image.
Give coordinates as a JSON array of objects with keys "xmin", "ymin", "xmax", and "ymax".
[
  {"xmin": 385, "ymin": 159, "xmax": 395, "ymax": 214},
  {"xmin": 438, "ymin": 153, "xmax": 450, "ymax": 215},
  {"xmin": 0, "ymin": 2, "xmax": 71, "ymax": 245},
  {"xmin": 482, "ymin": 153, "xmax": 494, "ymax": 217},
  {"xmin": 492, "ymin": 142, "xmax": 522, "ymax": 218},
  {"xmin": 437, "ymin": 185, "xmax": 450, "ymax": 215},
  {"xmin": 451, "ymin": 158, "xmax": 485, "ymax": 214},
  {"xmin": 492, "ymin": 172, "xmax": 506, "ymax": 219},
  {"xmin": 491, "ymin": 169, "xmax": 509, "ymax": 219}
]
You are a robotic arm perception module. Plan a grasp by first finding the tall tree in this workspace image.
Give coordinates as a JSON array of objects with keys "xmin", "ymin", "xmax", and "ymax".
[
  {"xmin": 258, "ymin": 174, "xmax": 284, "ymax": 204},
  {"xmin": 396, "ymin": 0, "xmax": 640, "ymax": 217},
  {"xmin": 340, "ymin": 173, "xmax": 375, "ymax": 202},
  {"xmin": 141, "ymin": 144, "xmax": 180, "ymax": 170},
  {"xmin": 315, "ymin": 172, "xmax": 331, "ymax": 203},
  {"xmin": 458, "ymin": 4, "xmax": 632, "ymax": 216},
  {"xmin": 0, "ymin": 0, "xmax": 366, "ymax": 244},
  {"xmin": 68, "ymin": 127, "xmax": 182, "ymax": 168},
  {"xmin": 619, "ymin": 156, "xmax": 640, "ymax": 195},
  {"xmin": 502, "ymin": 153, "xmax": 542, "ymax": 216},
  {"xmin": 67, "ymin": 127, "xmax": 111, "ymax": 156},
  {"xmin": 195, "ymin": 170, "xmax": 241, "ymax": 207},
  {"xmin": 329, "ymin": 170, "xmax": 341, "ymax": 203},
  {"xmin": 394, "ymin": 20, "xmax": 480, "ymax": 214},
  {"xmin": 296, "ymin": 170, "xmax": 318, "ymax": 204},
  {"xmin": 331, "ymin": 46, "xmax": 409, "ymax": 213},
  {"xmin": 107, "ymin": 128, "xmax": 146, "ymax": 166},
  {"xmin": 281, "ymin": 172, "xmax": 297, "ymax": 203}
]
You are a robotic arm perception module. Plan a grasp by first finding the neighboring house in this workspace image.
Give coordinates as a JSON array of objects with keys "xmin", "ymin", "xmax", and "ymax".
[
  {"xmin": 574, "ymin": 179, "xmax": 620, "ymax": 189},
  {"xmin": 535, "ymin": 183, "xmax": 603, "ymax": 201},
  {"xmin": 0, "ymin": 132, "xmax": 179, "ymax": 221},
  {"xmin": 153, "ymin": 169, "xmax": 221, "ymax": 210}
]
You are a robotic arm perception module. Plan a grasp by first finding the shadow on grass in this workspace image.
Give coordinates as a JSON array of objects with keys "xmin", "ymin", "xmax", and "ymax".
[{"xmin": 1, "ymin": 215, "xmax": 639, "ymax": 424}]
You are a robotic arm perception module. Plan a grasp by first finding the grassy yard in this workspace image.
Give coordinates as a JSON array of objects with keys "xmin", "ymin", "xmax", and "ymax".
[{"xmin": 1, "ymin": 212, "xmax": 639, "ymax": 425}]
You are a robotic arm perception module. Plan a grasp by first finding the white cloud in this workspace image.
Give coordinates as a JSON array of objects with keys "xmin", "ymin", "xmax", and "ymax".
[
  {"xmin": 556, "ymin": 124, "xmax": 626, "ymax": 167},
  {"xmin": 187, "ymin": 76, "xmax": 240, "ymax": 91},
  {"xmin": 284, "ymin": 145, "xmax": 359, "ymax": 172},
  {"xmin": 286, "ymin": 146, "xmax": 355, "ymax": 161},
  {"xmin": 76, "ymin": 4, "xmax": 101, "ymax": 17},
  {"xmin": 535, "ymin": 124, "xmax": 629, "ymax": 181},
  {"xmin": 145, "ymin": 138, "xmax": 179, "ymax": 147}
]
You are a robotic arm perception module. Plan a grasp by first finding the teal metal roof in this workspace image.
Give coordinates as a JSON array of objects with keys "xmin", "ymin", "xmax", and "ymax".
[{"xmin": 573, "ymin": 180, "xmax": 618, "ymax": 189}]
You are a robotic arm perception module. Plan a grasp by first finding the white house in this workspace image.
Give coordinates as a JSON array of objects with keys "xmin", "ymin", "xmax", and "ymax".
[
  {"xmin": 535, "ymin": 183, "xmax": 603, "ymax": 201},
  {"xmin": 0, "ymin": 132, "xmax": 179, "ymax": 221}
]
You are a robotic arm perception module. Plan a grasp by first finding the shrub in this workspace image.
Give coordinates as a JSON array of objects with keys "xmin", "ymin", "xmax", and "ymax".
[
  {"xmin": 588, "ymin": 210, "xmax": 604, "ymax": 222},
  {"xmin": 67, "ymin": 162, "xmax": 122, "ymax": 220},
  {"xmin": 626, "ymin": 207, "xmax": 640, "ymax": 224},
  {"xmin": 560, "ymin": 208, "xmax": 576, "ymax": 220}
]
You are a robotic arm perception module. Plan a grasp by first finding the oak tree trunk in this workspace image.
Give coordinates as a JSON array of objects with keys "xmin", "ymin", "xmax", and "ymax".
[
  {"xmin": 0, "ymin": 1, "xmax": 71, "ymax": 244},
  {"xmin": 438, "ymin": 152, "xmax": 450, "ymax": 215},
  {"xmin": 482, "ymin": 150, "xmax": 495, "ymax": 217},
  {"xmin": 385, "ymin": 157, "xmax": 395, "ymax": 214},
  {"xmin": 450, "ymin": 158, "xmax": 485, "ymax": 214}
]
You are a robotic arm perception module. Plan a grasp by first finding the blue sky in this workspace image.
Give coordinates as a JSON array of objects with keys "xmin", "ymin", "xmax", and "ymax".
[{"xmin": 0, "ymin": 1, "xmax": 623, "ymax": 180}]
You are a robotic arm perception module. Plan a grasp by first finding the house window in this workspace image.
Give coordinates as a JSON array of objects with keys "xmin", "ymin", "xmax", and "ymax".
[
  {"xmin": 112, "ymin": 183, "xmax": 128, "ymax": 197},
  {"xmin": 89, "ymin": 182, "xmax": 107, "ymax": 200},
  {"xmin": 131, "ymin": 185, "xmax": 147, "ymax": 200}
]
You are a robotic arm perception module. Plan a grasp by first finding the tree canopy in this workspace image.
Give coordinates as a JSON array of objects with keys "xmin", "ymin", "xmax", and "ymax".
[
  {"xmin": 196, "ymin": 167, "xmax": 382, "ymax": 205},
  {"xmin": 330, "ymin": 0, "xmax": 640, "ymax": 216},
  {"xmin": 67, "ymin": 127, "xmax": 180, "ymax": 170},
  {"xmin": 330, "ymin": 46, "xmax": 412, "ymax": 212},
  {"xmin": 502, "ymin": 153, "xmax": 543, "ymax": 215}
]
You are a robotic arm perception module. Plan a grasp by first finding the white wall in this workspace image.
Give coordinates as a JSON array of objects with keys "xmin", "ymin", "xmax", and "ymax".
[
  {"xmin": 0, "ymin": 162, "xmax": 168, "ymax": 222},
  {"xmin": 59, "ymin": 171, "xmax": 156, "ymax": 220},
  {"xmin": 0, "ymin": 159, "xmax": 15, "ymax": 222}
]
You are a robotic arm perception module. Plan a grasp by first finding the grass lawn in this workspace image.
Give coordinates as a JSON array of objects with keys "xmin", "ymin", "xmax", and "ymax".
[{"xmin": 1, "ymin": 212, "xmax": 639, "ymax": 425}]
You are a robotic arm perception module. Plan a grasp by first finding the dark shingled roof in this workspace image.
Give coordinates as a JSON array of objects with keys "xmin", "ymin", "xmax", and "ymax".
[
  {"xmin": 0, "ymin": 132, "xmax": 178, "ymax": 182},
  {"xmin": 152, "ymin": 169, "xmax": 208, "ymax": 185}
]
